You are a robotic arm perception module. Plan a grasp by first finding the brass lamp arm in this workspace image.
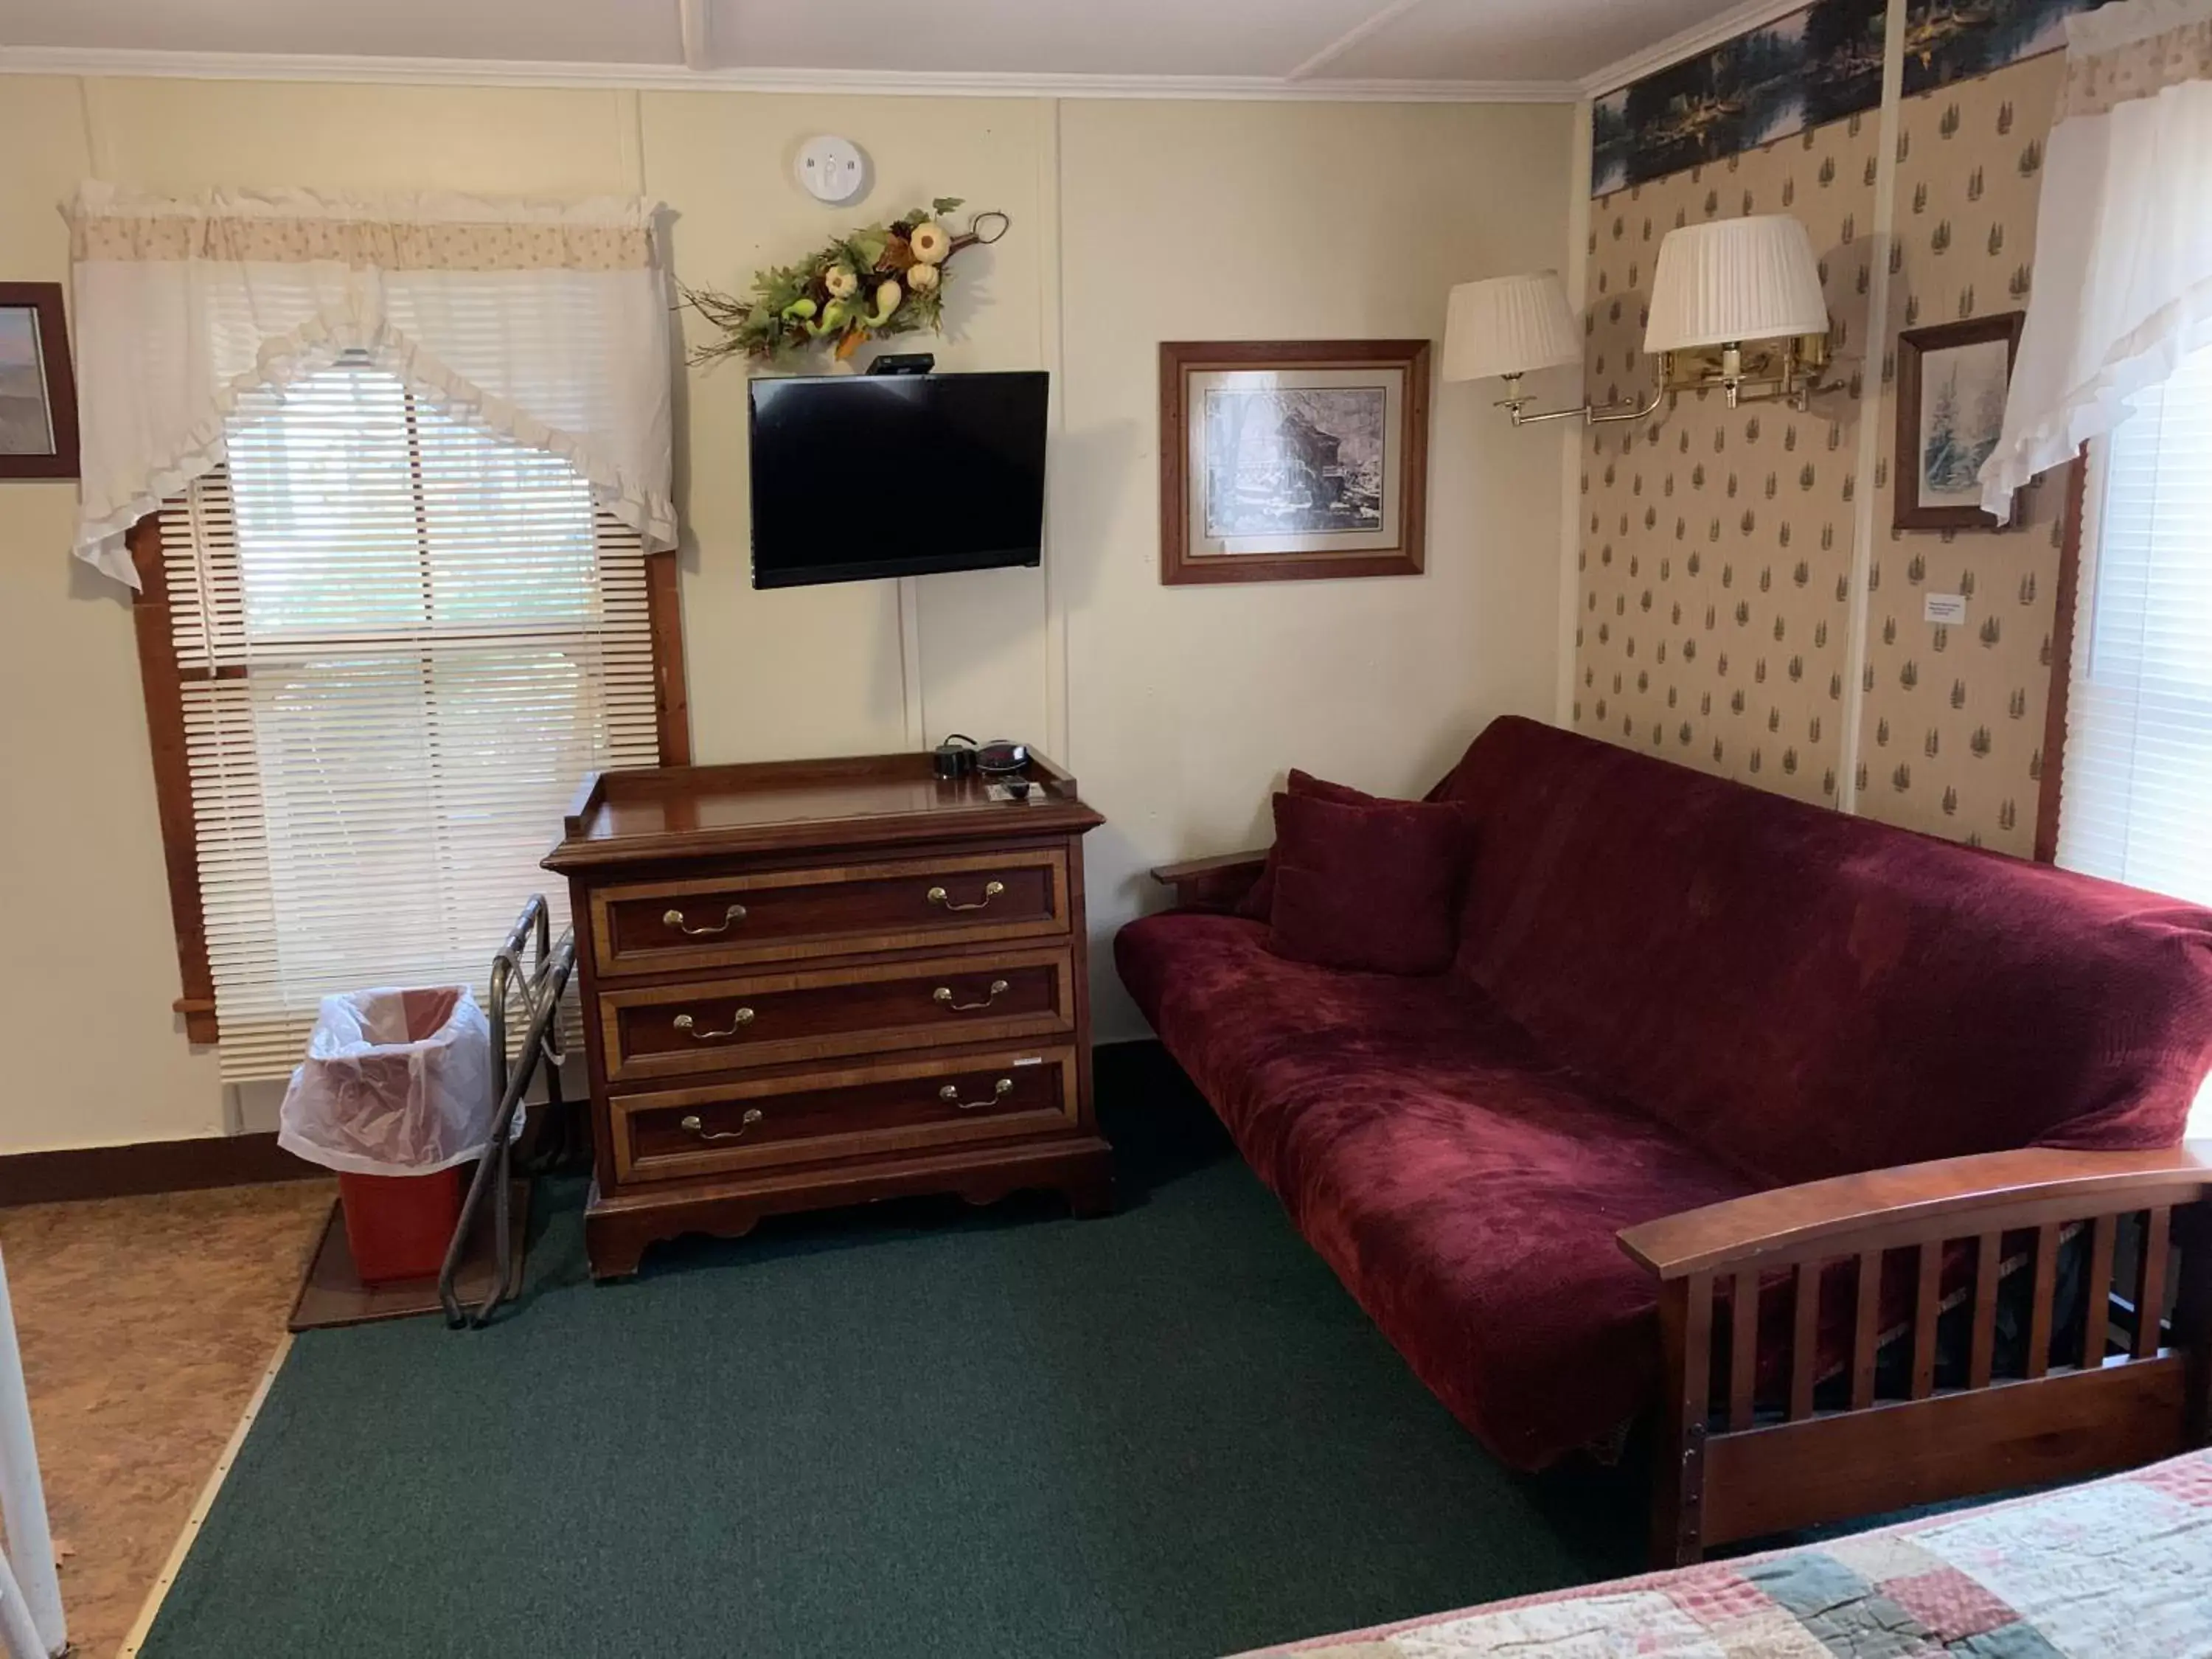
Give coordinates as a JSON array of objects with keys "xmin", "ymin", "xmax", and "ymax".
[
  {"xmin": 1496, "ymin": 375, "xmax": 1664, "ymax": 428},
  {"xmin": 1584, "ymin": 384, "xmax": 1666, "ymax": 425}
]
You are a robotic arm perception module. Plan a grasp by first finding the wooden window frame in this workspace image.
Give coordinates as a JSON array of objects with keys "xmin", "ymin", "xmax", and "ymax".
[
  {"xmin": 128, "ymin": 515, "xmax": 691, "ymax": 1047},
  {"xmin": 2033, "ymin": 455, "xmax": 2088, "ymax": 865}
]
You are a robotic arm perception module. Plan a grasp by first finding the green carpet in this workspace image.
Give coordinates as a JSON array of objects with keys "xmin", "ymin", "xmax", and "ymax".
[{"xmin": 142, "ymin": 1048, "xmax": 1644, "ymax": 1658}]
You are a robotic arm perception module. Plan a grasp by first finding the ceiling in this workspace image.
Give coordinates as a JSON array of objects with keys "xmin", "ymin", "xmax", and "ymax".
[{"xmin": 0, "ymin": 0, "xmax": 1763, "ymax": 96}]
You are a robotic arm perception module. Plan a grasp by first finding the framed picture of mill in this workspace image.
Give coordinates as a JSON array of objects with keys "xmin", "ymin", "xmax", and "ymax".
[
  {"xmin": 1894, "ymin": 312, "xmax": 2025, "ymax": 532},
  {"xmin": 1159, "ymin": 338, "xmax": 1430, "ymax": 585}
]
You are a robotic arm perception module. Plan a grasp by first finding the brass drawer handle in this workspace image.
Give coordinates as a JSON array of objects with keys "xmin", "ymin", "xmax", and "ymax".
[
  {"xmin": 664, "ymin": 903, "xmax": 747, "ymax": 936},
  {"xmin": 939, "ymin": 1077, "xmax": 1015, "ymax": 1111},
  {"xmin": 927, "ymin": 880, "xmax": 1005, "ymax": 912},
  {"xmin": 673, "ymin": 1007, "xmax": 756, "ymax": 1040},
  {"xmin": 679, "ymin": 1108, "xmax": 763, "ymax": 1142},
  {"xmin": 933, "ymin": 978, "xmax": 1010, "ymax": 1012}
]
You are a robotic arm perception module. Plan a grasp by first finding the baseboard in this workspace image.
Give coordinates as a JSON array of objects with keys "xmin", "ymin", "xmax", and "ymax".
[{"xmin": 0, "ymin": 1130, "xmax": 324, "ymax": 1207}]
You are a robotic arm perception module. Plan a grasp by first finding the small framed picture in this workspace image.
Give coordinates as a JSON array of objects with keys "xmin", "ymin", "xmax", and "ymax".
[
  {"xmin": 0, "ymin": 284, "xmax": 77, "ymax": 481},
  {"xmin": 1894, "ymin": 312, "xmax": 2024, "ymax": 532},
  {"xmin": 1160, "ymin": 338, "xmax": 1430, "ymax": 585}
]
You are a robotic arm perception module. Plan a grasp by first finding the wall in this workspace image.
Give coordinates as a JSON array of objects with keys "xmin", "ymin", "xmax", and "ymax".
[
  {"xmin": 1859, "ymin": 50, "xmax": 2070, "ymax": 848},
  {"xmin": 1578, "ymin": 111, "xmax": 1879, "ymax": 807},
  {"xmin": 1575, "ymin": 5, "xmax": 2079, "ymax": 856},
  {"xmin": 0, "ymin": 76, "xmax": 1572, "ymax": 1152},
  {"xmin": 1058, "ymin": 100, "xmax": 1573, "ymax": 1032}
]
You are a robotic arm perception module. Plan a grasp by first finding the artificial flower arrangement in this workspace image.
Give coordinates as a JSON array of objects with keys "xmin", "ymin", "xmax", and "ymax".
[{"xmin": 681, "ymin": 199, "xmax": 1009, "ymax": 365}]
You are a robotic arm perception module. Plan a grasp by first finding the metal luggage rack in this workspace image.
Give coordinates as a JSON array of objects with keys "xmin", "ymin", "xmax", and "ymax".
[{"xmin": 438, "ymin": 893, "xmax": 577, "ymax": 1328}]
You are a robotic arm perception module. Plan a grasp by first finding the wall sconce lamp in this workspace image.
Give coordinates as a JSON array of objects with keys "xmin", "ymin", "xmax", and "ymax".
[
  {"xmin": 1442, "ymin": 270, "xmax": 1652, "ymax": 426},
  {"xmin": 1444, "ymin": 215, "xmax": 1837, "ymax": 426}
]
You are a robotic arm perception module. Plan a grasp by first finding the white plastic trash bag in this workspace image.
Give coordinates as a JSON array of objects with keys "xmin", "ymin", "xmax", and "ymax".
[{"xmin": 277, "ymin": 986, "xmax": 495, "ymax": 1176}]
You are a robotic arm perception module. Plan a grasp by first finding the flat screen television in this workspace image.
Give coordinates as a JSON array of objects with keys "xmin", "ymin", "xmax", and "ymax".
[{"xmin": 748, "ymin": 370, "xmax": 1049, "ymax": 588}]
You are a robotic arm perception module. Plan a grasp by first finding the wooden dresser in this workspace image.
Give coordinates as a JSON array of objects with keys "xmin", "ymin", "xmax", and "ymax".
[{"xmin": 543, "ymin": 752, "xmax": 1113, "ymax": 1279}]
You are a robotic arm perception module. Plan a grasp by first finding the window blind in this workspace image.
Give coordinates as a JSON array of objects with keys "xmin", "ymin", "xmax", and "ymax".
[
  {"xmin": 2057, "ymin": 344, "xmax": 2212, "ymax": 906},
  {"xmin": 161, "ymin": 357, "xmax": 659, "ymax": 1080}
]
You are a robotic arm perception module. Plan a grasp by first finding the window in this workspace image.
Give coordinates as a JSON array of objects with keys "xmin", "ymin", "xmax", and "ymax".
[
  {"xmin": 2056, "ymin": 344, "xmax": 2212, "ymax": 905},
  {"xmin": 135, "ymin": 358, "xmax": 681, "ymax": 1077}
]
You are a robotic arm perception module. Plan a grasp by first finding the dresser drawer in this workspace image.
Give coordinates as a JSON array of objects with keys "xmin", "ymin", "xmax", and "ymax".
[
  {"xmin": 611, "ymin": 1047, "xmax": 1079, "ymax": 1184},
  {"xmin": 597, "ymin": 947, "xmax": 1076, "ymax": 1082},
  {"xmin": 587, "ymin": 849, "xmax": 1069, "ymax": 977}
]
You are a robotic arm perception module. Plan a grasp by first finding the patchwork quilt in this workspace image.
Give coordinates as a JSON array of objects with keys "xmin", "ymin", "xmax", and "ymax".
[{"xmin": 1245, "ymin": 1450, "xmax": 2212, "ymax": 1658}]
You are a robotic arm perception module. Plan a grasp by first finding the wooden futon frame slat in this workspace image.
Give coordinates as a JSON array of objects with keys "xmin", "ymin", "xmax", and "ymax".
[{"xmin": 1621, "ymin": 1145, "xmax": 2212, "ymax": 1564}]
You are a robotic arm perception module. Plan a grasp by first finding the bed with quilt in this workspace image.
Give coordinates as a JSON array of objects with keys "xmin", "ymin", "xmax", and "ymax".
[{"xmin": 1239, "ymin": 1447, "xmax": 2212, "ymax": 1657}]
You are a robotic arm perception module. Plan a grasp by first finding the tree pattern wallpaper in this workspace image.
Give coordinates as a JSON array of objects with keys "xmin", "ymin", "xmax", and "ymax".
[
  {"xmin": 1575, "ymin": 113, "xmax": 1878, "ymax": 807},
  {"xmin": 1861, "ymin": 50, "xmax": 2070, "ymax": 855},
  {"xmin": 1577, "ymin": 27, "xmax": 2075, "ymax": 856}
]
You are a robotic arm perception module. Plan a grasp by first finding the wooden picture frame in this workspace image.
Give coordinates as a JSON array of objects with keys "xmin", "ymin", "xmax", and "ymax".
[
  {"xmin": 1894, "ymin": 311, "xmax": 2024, "ymax": 532},
  {"xmin": 1160, "ymin": 338, "xmax": 1430, "ymax": 585},
  {"xmin": 0, "ymin": 282, "xmax": 77, "ymax": 481}
]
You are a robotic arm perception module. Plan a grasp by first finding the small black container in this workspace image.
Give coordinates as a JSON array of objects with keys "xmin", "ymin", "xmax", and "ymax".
[{"xmin": 933, "ymin": 734, "xmax": 978, "ymax": 781}]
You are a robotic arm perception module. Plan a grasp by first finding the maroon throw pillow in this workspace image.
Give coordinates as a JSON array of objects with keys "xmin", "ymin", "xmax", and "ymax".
[
  {"xmin": 1237, "ymin": 770, "xmax": 1377, "ymax": 922},
  {"xmin": 1265, "ymin": 792, "xmax": 1467, "ymax": 975}
]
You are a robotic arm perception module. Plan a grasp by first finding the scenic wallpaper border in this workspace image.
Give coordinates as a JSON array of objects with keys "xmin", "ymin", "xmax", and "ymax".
[
  {"xmin": 1904, "ymin": 0, "xmax": 2105, "ymax": 97},
  {"xmin": 1593, "ymin": 0, "xmax": 2107, "ymax": 195},
  {"xmin": 1593, "ymin": 0, "xmax": 1885, "ymax": 196}
]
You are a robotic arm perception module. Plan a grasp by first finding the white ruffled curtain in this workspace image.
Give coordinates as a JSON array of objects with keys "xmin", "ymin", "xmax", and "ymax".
[
  {"xmin": 1981, "ymin": 0, "xmax": 2212, "ymax": 514},
  {"xmin": 67, "ymin": 183, "xmax": 677, "ymax": 585}
]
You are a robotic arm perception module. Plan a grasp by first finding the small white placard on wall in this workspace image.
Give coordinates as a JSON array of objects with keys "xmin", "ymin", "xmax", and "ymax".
[{"xmin": 1924, "ymin": 593, "xmax": 1968, "ymax": 625}]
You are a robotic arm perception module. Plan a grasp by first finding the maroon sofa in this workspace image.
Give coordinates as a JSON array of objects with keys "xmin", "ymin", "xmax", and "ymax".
[{"xmin": 1119, "ymin": 716, "xmax": 2212, "ymax": 1559}]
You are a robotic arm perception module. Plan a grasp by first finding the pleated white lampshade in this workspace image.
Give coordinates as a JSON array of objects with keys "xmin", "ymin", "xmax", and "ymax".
[
  {"xmin": 1644, "ymin": 216, "xmax": 1830, "ymax": 354},
  {"xmin": 1442, "ymin": 273, "xmax": 1582, "ymax": 382}
]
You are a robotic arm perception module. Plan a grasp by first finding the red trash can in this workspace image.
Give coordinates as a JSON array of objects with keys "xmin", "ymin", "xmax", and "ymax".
[
  {"xmin": 336, "ymin": 1166, "xmax": 466, "ymax": 1285},
  {"xmin": 276, "ymin": 984, "xmax": 496, "ymax": 1287}
]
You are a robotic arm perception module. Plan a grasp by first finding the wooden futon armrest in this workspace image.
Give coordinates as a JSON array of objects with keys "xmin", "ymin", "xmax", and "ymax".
[
  {"xmin": 1150, "ymin": 849, "xmax": 1270, "ymax": 912},
  {"xmin": 1628, "ymin": 1140, "xmax": 2212, "ymax": 1567},
  {"xmin": 1619, "ymin": 1143, "xmax": 2212, "ymax": 1281}
]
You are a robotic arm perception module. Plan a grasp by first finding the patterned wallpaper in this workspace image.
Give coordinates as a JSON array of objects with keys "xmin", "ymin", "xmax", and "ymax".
[
  {"xmin": 1575, "ymin": 115, "xmax": 1878, "ymax": 806},
  {"xmin": 1576, "ymin": 37, "xmax": 2073, "ymax": 853},
  {"xmin": 1859, "ymin": 52, "xmax": 2068, "ymax": 855}
]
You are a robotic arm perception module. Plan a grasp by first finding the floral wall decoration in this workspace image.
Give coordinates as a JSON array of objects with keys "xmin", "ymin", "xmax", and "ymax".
[{"xmin": 682, "ymin": 199, "xmax": 1009, "ymax": 365}]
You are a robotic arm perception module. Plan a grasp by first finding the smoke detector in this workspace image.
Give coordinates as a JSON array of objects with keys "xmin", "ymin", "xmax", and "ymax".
[{"xmin": 795, "ymin": 136, "xmax": 868, "ymax": 206}]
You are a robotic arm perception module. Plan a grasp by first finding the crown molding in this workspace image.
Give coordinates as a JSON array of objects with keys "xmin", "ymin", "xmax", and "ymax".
[
  {"xmin": 0, "ymin": 45, "xmax": 1581, "ymax": 103},
  {"xmin": 1580, "ymin": 0, "xmax": 1814, "ymax": 99}
]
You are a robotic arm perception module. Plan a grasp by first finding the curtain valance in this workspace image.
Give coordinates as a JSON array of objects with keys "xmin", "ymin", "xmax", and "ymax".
[
  {"xmin": 1980, "ymin": 0, "xmax": 2212, "ymax": 514},
  {"xmin": 67, "ymin": 184, "xmax": 677, "ymax": 585}
]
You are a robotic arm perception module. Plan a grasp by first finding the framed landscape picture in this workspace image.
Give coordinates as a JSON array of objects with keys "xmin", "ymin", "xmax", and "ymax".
[
  {"xmin": 0, "ymin": 284, "xmax": 77, "ymax": 481},
  {"xmin": 1894, "ymin": 312, "xmax": 2024, "ymax": 532},
  {"xmin": 1159, "ymin": 339, "xmax": 1430, "ymax": 585}
]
